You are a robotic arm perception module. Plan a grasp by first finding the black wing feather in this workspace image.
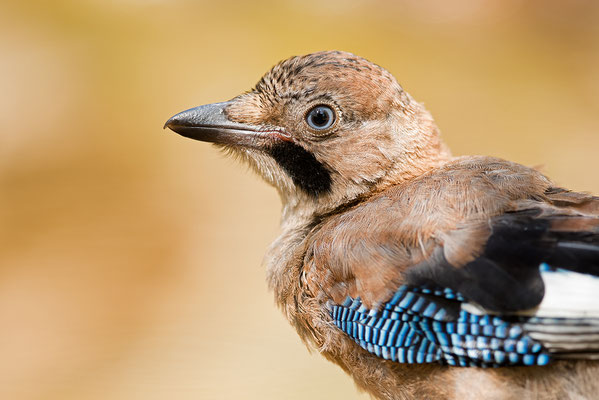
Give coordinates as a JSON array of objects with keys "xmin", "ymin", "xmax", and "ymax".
[{"xmin": 406, "ymin": 208, "xmax": 599, "ymax": 313}]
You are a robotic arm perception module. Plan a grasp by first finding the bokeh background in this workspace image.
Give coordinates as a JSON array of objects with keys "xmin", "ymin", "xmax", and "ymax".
[{"xmin": 2, "ymin": 1, "xmax": 599, "ymax": 399}]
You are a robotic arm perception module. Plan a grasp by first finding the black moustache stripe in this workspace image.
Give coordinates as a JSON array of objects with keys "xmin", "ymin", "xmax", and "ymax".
[{"xmin": 268, "ymin": 141, "xmax": 332, "ymax": 197}]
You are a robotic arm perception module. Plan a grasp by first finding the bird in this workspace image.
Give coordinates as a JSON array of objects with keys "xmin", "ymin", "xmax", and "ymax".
[{"xmin": 165, "ymin": 51, "xmax": 599, "ymax": 400}]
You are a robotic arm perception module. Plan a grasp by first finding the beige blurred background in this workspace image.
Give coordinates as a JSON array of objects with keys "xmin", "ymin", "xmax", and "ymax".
[{"xmin": 1, "ymin": 1, "xmax": 598, "ymax": 399}]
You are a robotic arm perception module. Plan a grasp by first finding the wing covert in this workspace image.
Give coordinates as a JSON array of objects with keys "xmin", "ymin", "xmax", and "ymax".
[{"xmin": 330, "ymin": 284, "xmax": 552, "ymax": 367}]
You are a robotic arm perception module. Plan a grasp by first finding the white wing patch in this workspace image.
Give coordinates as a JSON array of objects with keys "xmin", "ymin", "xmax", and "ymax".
[
  {"xmin": 462, "ymin": 264, "xmax": 599, "ymax": 359},
  {"xmin": 528, "ymin": 267, "xmax": 599, "ymax": 319}
]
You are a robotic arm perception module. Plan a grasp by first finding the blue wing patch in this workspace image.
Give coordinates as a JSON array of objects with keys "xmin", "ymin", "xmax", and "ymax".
[{"xmin": 329, "ymin": 285, "xmax": 551, "ymax": 367}]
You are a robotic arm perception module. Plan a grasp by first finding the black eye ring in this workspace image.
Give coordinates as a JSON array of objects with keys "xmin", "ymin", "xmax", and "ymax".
[{"xmin": 305, "ymin": 105, "xmax": 336, "ymax": 131}]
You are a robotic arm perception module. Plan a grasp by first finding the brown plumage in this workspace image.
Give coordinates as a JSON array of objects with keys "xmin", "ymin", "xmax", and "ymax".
[{"xmin": 165, "ymin": 51, "xmax": 599, "ymax": 400}]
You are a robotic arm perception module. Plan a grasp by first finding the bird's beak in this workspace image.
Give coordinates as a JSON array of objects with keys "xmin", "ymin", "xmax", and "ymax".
[{"xmin": 164, "ymin": 101, "xmax": 265, "ymax": 148}]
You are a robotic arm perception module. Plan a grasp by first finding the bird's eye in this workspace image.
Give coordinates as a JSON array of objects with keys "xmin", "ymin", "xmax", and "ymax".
[{"xmin": 306, "ymin": 105, "xmax": 336, "ymax": 131}]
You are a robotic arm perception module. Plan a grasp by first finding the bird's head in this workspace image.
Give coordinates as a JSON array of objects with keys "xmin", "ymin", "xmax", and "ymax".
[{"xmin": 166, "ymin": 51, "xmax": 450, "ymax": 219}]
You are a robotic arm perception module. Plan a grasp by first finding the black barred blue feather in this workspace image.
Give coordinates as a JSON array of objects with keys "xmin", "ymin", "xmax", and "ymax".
[
  {"xmin": 330, "ymin": 264, "xmax": 599, "ymax": 367},
  {"xmin": 330, "ymin": 288, "xmax": 551, "ymax": 367}
]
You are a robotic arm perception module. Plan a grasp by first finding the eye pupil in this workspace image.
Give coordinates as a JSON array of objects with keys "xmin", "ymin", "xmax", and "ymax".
[
  {"xmin": 306, "ymin": 105, "xmax": 335, "ymax": 131},
  {"xmin": 312, "ymin": 109, "xmax": 329, "ymax": 127}
]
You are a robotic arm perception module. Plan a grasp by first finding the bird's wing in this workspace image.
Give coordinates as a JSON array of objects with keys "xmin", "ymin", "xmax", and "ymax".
[
  {"xmin": 303, "ymin": 160, "xmax": 599, "ymax": 366},
  {"xmin": 330, "ymin": 266, "xmax": 599, "ymax": 367},
  {"xmin": 405, "ymin": 204, "xmax": 599, "ymax": 312}
]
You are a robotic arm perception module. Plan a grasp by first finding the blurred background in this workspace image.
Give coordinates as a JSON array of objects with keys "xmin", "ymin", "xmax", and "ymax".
[{"xmin": 1, "ymin": 0, "xmax": 598, "ymax": 399}]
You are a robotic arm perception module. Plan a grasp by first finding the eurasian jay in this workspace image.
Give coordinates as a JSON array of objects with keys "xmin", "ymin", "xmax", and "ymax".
[{"xmin": 165, "ymin": 51, "xmax": 599, "ymax": 400}]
